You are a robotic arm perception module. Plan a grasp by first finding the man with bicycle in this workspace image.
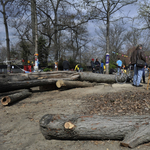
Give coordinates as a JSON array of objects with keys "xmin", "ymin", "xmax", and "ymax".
[{"xmin": 116, "ymin": 58, "xmax": 122, "ymax": 75}]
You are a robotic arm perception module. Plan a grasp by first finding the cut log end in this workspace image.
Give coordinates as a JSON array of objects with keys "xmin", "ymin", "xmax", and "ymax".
[
  {"xmin": 56, "ymin": 80, "xmax": 63, "ymax": 88},
  {"xmin": 64, "ymin": 122, "xmax": 75, "ymax": 129},
  {"xmin": 1, "ymin": 96, "xmax": 11, "ymax": 106}
]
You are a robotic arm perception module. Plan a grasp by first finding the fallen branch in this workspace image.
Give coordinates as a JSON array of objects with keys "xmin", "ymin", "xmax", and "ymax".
[{"xmin": 40, "ymin": 114, "xmax": 150, "ymax": 148}]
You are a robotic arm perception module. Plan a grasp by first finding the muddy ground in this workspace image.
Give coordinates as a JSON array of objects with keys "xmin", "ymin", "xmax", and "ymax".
[{"xmin": 1, "ymin": 79, "xmax": 150, "ymax": 150}]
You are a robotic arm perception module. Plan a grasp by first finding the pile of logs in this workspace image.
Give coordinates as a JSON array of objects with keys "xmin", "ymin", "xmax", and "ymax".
[
  {"xmin": 0, "ymin": 71, "xmax": 80, "ymax": 105},
  {"xmin": 0, "ymin": 71, "xmax": 116, "ymax": 105}
]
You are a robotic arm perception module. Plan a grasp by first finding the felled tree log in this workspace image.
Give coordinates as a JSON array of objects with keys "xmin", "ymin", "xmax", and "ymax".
[
  {"xmin": 40, "ymin": 114, "xmax": 150, "ymax": 148},
  {"xmin": 0, "ymin": 77, "xmax": 78, "ymax": 93},
  {"xmin": 56, "ymin": 80, "xmax": 95, "ymax": 88},
  {"xmin": 79, "ymin": 72, "xmax": 116, "ymax": 83},
  {"xmin": 1, "ymin": 89, "xmax": 32, "ymax": 105},
  {"xmin": 0, "ymin": 71, "xmax": 78, "ymax": 81}
]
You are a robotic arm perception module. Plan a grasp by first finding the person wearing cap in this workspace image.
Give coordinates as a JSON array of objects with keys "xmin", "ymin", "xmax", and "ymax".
[
  {"xmin": 130, "ymin": 44, "xmax": 146, "ymax": 87},
  {"xmin": 91, "ymin": 58, "xmax": 95, "ymax": 73}
]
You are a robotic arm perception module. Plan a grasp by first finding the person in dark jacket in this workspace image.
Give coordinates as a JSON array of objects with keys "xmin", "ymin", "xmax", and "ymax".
[
  {"xmin": 91, "ymin": 58, "xmax": 95, "ymax": 73},
  {"xmin": 95, "ymin": 58, "xmax": 100, "ymax": 73},
  {"xmin": 62, "ymin": 59, "xmax": 70, "ymax": 71},
  {"xmin": 130, "ymin": 44, "xmax": 146, "ymax": 87}
]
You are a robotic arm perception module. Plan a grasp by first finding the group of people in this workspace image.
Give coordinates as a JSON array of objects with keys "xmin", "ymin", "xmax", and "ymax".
[{"xmin": 91, "ymin": 58, "xmax": 105, "ymax": 74}]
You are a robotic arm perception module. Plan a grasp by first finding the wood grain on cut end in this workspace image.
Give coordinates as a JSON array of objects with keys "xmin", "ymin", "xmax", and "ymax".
[
  {"xmin": 56, "ymin": 80, "xmax": 63, "ymax": 88},
  {"xmin": 1, "ymin": 96, "xmax": 11, "ymax": 105},
  {"xmin": 64, "ymin": 122, "xmax": 75, "ymax": 129}
]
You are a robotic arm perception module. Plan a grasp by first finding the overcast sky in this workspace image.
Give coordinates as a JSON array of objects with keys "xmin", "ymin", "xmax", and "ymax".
[{"xmin": 0, "ymin": 2, "xmax": 139, "ymax": 48}]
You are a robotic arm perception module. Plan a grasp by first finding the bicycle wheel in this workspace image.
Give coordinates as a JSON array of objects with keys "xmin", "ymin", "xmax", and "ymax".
[{"xmin": 115, "ymin": 73, "xmax": 127, "ymax": 84}]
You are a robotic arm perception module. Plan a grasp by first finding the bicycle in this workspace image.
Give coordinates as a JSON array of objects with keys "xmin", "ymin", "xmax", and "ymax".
[
  {"xmin": 115, "ymin": 66, "xmax": 127, "ymax": 84},
  {"xmin": 115, "ymin": 65, "xmax": 134, "ymax": 84}
]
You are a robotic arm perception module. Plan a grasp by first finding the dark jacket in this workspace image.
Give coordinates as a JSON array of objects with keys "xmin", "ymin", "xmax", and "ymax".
[
  {"xmin": 62, "ymin": 60, "xmax": 70, "ymax": 69},
  {"xmin": 95, "ymin": 60, "xmax": 100, "ymax": 66},
  {"xmin": 91, "ymin": 61, "xmax": 95, "ymax": 68},
  {"xmin": 130, "ymin": 48, "xmax": 146, "ymax": 65}
]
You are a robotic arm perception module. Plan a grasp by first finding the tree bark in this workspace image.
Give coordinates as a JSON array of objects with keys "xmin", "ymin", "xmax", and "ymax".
[
  {"xmin": 1, "ymin": 0, "xmax": 11, "ymax": 73},
  {"xmin": 0, "ymin": 77, "xmax": 79, "ymax": 93},
  {"xmin": 79, "ymin": 72, "xmax": 116, "ymax": 83},
  {"xmin": 0, "ymin": 71, "xmax": 79, "ymax": 81},
  {"xmin": 31, "ymin": 0, "xmax": 36, "ymax": 61},
  {"xmin": 40, "ymin": 114, "xmax": 150, "ymax": 148},
  {"xmin": 56, "ymin": 80, "xmax": 95, "ymax": 88},
  {"xmin": 1, "ymin": 89, "xmax": 32, "ymax": 105}
]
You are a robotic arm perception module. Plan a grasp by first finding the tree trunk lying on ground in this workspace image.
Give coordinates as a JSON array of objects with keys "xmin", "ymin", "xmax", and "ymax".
[
  {"xmin": 1, "ymin": 89, "xmax": 32, "ymax": 105},
  {"xmin": 40, "ymin": 114, "xmax": 150, "ymax": 148},
  {"xmin": 0, "ymin": 71, "xmax": 78, "ymax": 81},
  {"xmin": 79, "ymin": 72, "xmax": 116, "ymax": 83},
  {"xmin": 56, "ymin": 80, "xmax": 96, "ymax": 88},
  {"xmin": 0, "ymin": 77, "xmax": 79, "ymax": 93}
]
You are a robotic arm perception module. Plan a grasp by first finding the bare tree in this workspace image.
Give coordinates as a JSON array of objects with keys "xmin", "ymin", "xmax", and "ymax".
[
  {"xmin": 36, "ymin": 0, "xmax": 95, "ymax": 62},
  {"xmin": 137, "ymin": 0, "xmax": 150, "ymax": 30},
  {"xmin": 95, "ymin": 21, "xmax": 127, "ymax": 62},
  {"xmin": 84, "ymin": 0, "xmax": 138, "ymax": 73},
  {"xmin": 0, "ymin": 0, "xmax": 14, "ymax": 73}
]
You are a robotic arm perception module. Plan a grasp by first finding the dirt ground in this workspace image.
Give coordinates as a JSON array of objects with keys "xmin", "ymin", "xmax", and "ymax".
[{"xmin": 1, "ymin": 78, "xmax": 150, "ymax": 150}]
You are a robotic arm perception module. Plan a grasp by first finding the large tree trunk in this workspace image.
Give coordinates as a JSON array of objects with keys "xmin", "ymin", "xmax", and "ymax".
[
  {"xmin": 1, "ymin": 89, "xmax": 32, "ymax": 106},
  {"xmin": 40, "ymin": 114, "xmax": 150, "ymax": 148},
  {"xmin": 56, "ymin": 80, "xmax": 95, "ymax": 88},
  {"xmin": 31, "ymin": 0, "xmax": 36, "ymax": 61},
  {"xmin": 1, "ymin": 0, "xmax": 11, "ymax": 73},
  {"xmin": 0, "ymin": 77, "xmax": 79, "ymax": 93},
  {"xmin": 0, "ymin": 71, "xmax": 78, "ymax": 81},
  {"xmin": 79, "ymin": 72, "xmax": 116, "ymax": 83}
]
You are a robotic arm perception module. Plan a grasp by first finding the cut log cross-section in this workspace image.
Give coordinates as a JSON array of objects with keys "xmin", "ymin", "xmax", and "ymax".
[
  {"xmin": 56, "ymin": 80, "xmax": 95, "ymax": 88},
  {"xmin": 40, "ymin": 114, "xmax": 150, "ymax": 148},
  {"xmin": 1, "ymin": 89, "xmax": 32, "ymax": 105}
]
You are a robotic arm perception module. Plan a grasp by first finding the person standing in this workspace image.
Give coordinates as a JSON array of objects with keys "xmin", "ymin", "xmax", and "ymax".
[
  {"xmin": 91, "ymin": 58, "xmax": 95, "ymax": 73},
  {"xmin": 62, "ymin": 59, "xmax": 70, "ymax": 71},
  {"xmin": 100, "ymin": 60, "xmax": 104, "ymax": 74},
  {"xmin": 130, "ymin": 44, "xmax": 146, "ymax": 87},
  {"xmin": 95, "ymin": 58, "xmax": 100, "ymax": 73},
  {"xmin": 116, "ymin": 58, "xmax": 122, "ymax": 74}
]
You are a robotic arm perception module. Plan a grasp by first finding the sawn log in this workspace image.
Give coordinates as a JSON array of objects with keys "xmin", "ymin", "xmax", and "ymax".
[
  {"xmin": 79, "ymin": 72, "xmax": 116, "ymax": 83},
  {"xmin": 0, "ymin": 77, "xmax": 79, "ymax": 93},
  {"xmin": 0, "ymin": 71, "xmax": 78, "ymax": 81},
  {"xmin": 1, "ymin": 89, "xmax": 32, "ymax": 105},
  {"xmin": 40, "ymin": 114, "xmax": 150, "ymax": 148},
  {"xmin": 56, "ymin": 80, "xmax": 95, "ymax": 88}
]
